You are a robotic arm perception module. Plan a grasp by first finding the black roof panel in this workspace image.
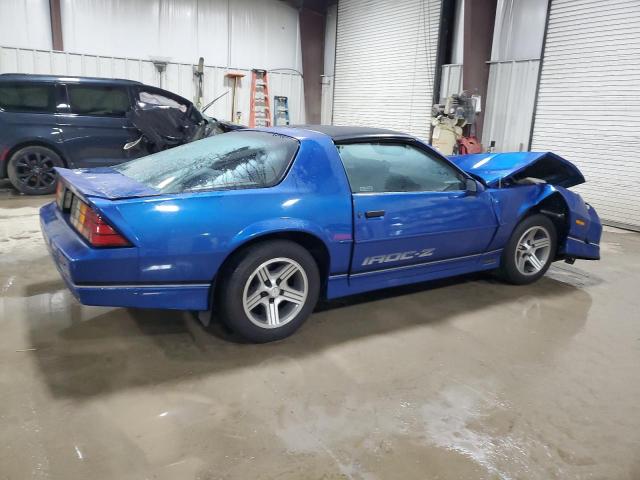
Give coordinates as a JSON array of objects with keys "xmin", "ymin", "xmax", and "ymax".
[{"xmin": 290, "ymin": 124, "xmax": 412, "ymax": 141}]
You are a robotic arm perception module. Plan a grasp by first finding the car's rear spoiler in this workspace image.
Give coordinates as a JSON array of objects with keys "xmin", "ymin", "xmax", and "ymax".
[{"xmin": 55, "ymin": 167, "xmax": 161, "ymax": 200}]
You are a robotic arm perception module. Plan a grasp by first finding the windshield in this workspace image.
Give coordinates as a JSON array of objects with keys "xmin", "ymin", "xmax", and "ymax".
[{"xmin": 114, "ymin": 131, "xmax": 299, "ymax": 194}]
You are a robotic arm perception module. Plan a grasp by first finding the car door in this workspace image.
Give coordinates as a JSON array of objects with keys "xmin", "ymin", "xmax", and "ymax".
[
  {"xmin": 0, "ymin": 80, "xmax": 63, "ymax": 150},
  {"xmin": 337, "ymin": 140, "xmax": 499, "ymax": 275},
  {"xmin": 130, "ymin": 85, "xmax": 206, "ymax": 145},
  {"xmin": 56, "ymin": 83, "xmax": 139, "ymax": 168}
]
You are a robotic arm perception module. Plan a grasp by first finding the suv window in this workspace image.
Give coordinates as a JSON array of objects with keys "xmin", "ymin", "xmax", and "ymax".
[
  {"xmin": 337, "ymin": 142, "xmax": 465, "ymax": 193},
  {"xmin": 67, "ymin": 85, "xmax": 130, "ymax": 117},
  {"xmin": 114, "ymin": 131, "xmax": 299, "ymax": 194},
  {"xmin": 138, "ymin": 89, "xmax": 187, "ymax": 112},
  {"xmin": 0, "ymin": 83, "xmax": 55, "ymax": 113}
]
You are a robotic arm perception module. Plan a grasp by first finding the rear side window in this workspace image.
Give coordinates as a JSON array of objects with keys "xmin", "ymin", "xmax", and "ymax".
[
  {"xmin": 138, "ymin": 90, "xmax": 187, "ymax": 112},
  {"xmin": 67, "ymin": 85, "xmax": 130, "ymax": 117},
  {"xmin": 337, "ymin": 142, "xmax": 465, "ymax": 193},
  {"xmin": 114, "ymin": 131, "xmax": 299, "ymax": 194},
  {"xmin": 0, "ymin": 83, "xmax": 54, "ymax": 113}
]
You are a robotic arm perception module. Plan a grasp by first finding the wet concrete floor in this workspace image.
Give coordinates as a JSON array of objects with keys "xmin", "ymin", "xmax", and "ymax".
[{"xmin": 1, "ymin": 190, "xmax": 639, "ymax": 479}]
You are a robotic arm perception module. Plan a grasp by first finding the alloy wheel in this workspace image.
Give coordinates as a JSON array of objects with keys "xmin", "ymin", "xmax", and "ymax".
[
  {"xmin": 14, "ymin": 151, "xmax": 57, "ymax": 191},
  {"xmin": 242, "ymin": 257, "xmax": 308, "ymax": 329},
  {"xmin": 515, "ymin": 226, "xmax": 552, "ymax": 275}
]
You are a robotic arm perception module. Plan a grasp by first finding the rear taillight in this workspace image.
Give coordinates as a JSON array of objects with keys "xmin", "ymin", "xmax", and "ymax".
[
  {"xmin": 70, "ymin": 197, "xmax": 130, "ymax": 247},
  {"xmin": 56, "ymin": 181, "xmax": 72, "ymax": 211}
]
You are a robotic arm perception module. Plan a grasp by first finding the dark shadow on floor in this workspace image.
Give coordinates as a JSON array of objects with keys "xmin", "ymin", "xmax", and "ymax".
[{"xmin": 26, "ymin": 271, "xmax": 592, "ymax": 399}]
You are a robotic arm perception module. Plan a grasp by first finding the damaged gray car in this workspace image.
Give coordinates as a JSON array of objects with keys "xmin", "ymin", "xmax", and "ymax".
[{"xmin": 0, "ymin": 73, "xmax": 242, "ymax": 195}]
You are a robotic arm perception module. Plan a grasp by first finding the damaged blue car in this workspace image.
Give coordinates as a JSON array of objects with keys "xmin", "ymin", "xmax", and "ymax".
[{"xmin": 40, "ymin": 125, "xmax": 601, "ymax": 342}]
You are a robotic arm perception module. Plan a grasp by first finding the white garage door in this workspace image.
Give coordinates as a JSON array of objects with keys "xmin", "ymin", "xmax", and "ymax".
[
  {"xmin": 333, "ymin": 0, "xmax": 441, "ymax": 140},
  {"xmin": 531, "ymin": 0, "xmax": 640, "ymax": 231}
]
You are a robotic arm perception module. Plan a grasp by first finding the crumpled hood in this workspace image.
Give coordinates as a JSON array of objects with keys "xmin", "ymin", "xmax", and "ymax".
[
  {"xmin": 448, "ymin": 151, "xmax": 585, "ymax": 188},
  {"xmin": 55, "ymin": 167, "xmax": 160, "ymax": 199}
]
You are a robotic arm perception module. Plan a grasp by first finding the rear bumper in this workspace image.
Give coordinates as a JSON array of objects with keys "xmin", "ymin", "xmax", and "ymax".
[
  {"xmin": 60, "ymin": 282, "xmax": 211, "ymax": 310},
  {"xmin": 40, "ymin": 202, "xmax": 210, "ymax": 310}
]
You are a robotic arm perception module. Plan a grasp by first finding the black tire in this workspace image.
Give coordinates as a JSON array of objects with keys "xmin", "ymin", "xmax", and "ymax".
[
  {"xmin": 499, "ymin": 214, "xmax": 557, "ymax": 285},
  {"xmin": 216, "ymin": 240, "xmax": 320, "ymax": 343},
  {"xmin": 7, "ymin": 146, "xmax": 64, "ymax": 195}
]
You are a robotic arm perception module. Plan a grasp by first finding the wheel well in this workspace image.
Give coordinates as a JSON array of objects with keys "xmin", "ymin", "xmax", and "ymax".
[
  {"xmin": 213, "ymin": 231, "xmax": 331, "ymax": 303},
  {"xmin": 527, "ymin": 193, "xmax": 570, "ymax": 259},
  {"xmin": 2, "ymin": 141, "xmax": 68, "ymax": 177}
]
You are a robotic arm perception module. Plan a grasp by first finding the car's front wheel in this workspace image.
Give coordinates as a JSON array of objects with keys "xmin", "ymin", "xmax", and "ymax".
[
  {"xmin": 7, "ymin": 146, "xmax": 64, "ymax": 195},
  {"xmin": 499, "ymin": 214, "xmax": 557, "ymax": 285},
  {"xmin": 216, "ymin": 240, "xmax": 320, "ymax": 342}
]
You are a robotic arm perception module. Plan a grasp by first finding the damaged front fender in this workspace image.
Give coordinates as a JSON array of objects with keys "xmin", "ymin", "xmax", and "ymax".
[
  {"xmin": 486, "ymin": 183, "xmax": 601, "ymax": 261},
  {"xmin": 554, "ymin": 185, "xmax": 601, "ymax": 260},
  {"xmin": 450, "ymin": 151, "xmax": 599, "ymax": 260}
]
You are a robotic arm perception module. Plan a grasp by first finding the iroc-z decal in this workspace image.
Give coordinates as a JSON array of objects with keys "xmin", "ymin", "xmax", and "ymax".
[{"xmin": 362, "ymin": 248, "xmax": 436, "ymax": 266}]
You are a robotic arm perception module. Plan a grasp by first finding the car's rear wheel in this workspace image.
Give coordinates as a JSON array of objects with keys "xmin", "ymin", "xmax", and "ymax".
[
  {"xmin": 216, "ymin": 240, "xmax": 320, "ymax": 342},
  {"xmin": 7, "ymin": 146, "xmax": 64, "ymax": 195},
  {"xmin": 499, "ymin": 214, "xmax": 557, "ymax": 285}
]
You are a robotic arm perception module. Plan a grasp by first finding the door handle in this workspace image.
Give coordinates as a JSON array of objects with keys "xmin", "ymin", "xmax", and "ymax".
[{"xmin": 365, "ymin": 210, "xmax": 385, "ymax": 218}]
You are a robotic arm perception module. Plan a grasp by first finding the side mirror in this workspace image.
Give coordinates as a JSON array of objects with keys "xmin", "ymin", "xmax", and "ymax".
[{"xmin": 465, "ymin": 178, "xmax": 478, "ymax": 194}]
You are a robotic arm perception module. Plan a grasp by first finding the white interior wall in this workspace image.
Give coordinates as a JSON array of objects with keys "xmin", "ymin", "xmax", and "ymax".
[
  {"xmin": 483, "ymin": 59, "xmax": 540, "ymax": 151},
  {"xmin": 229, "ymin": 0, "xmax": 301, "ymax": 71},
  {"xmin": 0, "ymin": 0, "xmax": 303, "ymax": 72},
  {"xmin": 0, "ymin": 0, "xmax": 52, "ymax": 50},
  {"xmin": 491, "ymin": 0, "xmax": 547, "ymax": 62},
  {"xmin": 0, "ymin": 0, "xmax": 305, "ymax": 124},
  {"xmin": 60, "ymin": 0, "xmax": 302, "ymax": 71}
]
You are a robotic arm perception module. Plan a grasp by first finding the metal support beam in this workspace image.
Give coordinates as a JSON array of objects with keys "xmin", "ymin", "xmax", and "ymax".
[
  {"xmin": 462, "ymin": 0, "xmax": 497, "ymax": 139},
  {"xmin": 433, "ymin": 0, "xmax": 456, "ymax": 105},
  {"xmin": 49, "ymin": 0, "xmax": 63, "ymax": 51},
  {"xmin": 528, "ymin": 0, "xmax": 553, "ymax": 150},
  {"xmin": 299, "ymin": 7, "xmax": 326, "ymax": 124}
]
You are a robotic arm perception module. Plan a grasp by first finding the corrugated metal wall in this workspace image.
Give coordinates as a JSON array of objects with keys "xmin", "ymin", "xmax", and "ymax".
[
  {"xmin": 0, "ymin": 0, "xmax": 52, "ymax": 50},
  {"xmin": 332, "ymin": 0, "xmax": 441, "ymax": 140},
  {"xmin": 483, "ymin": 0, "xmax": 547, "ymax": 152},
  {"xmin": 0, "ymin": 46, "xmax": 305, "ymax": 125},
  {"xmin": 482, "ymin": 59, "xmax": 540, "ymax": 151},
  {"xmin": 531, "ymin": 0, "xmax": 640, "ymax": 230},
  {"xmin": 491, "ymin": 0, "xmax": 548, "ymax": 62},
  {"xmin": 0, "ymin": 0, "xmax": 303, "ymax": 72}
]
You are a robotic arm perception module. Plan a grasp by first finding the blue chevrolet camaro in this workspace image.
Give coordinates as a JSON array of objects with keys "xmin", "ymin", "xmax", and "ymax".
[{"xmin": 40, "ymin": 126, "xmax": 602, "ymax": 342}]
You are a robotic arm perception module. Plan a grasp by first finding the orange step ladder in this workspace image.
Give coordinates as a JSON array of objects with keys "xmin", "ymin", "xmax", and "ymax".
[{"xmin": 249, "ymin": 69, "xmax": 271, "ymax": 127}]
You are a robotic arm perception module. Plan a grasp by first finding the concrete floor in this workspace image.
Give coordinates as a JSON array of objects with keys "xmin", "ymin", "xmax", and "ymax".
[{"xmin": 1, "ymin": 186, "xmax": 640, "ymax": 480}]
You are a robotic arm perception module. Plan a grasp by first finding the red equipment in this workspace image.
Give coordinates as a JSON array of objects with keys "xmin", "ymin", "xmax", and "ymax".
[{"xmin": 457, "ymin": 136, "xmax": 483, "ymax": 154}]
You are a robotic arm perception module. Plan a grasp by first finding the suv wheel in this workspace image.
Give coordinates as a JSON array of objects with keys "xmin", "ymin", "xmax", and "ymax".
[
  {"xmin": 217, "ymin": 240, "xmax": 320, "ymax": 343},
  {"xmin": 499, "ymin": 214, "xmax": 557, "ymax": 285},
  {"xmin": 7, "ymin": 146, "xmax": 64, "ymax": 195}
]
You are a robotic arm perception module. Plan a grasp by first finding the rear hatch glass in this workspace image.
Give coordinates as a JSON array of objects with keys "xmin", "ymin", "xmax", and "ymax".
[{"xmin": 114, "ymin": 131, "xmax": 299, "ymax": 194}]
